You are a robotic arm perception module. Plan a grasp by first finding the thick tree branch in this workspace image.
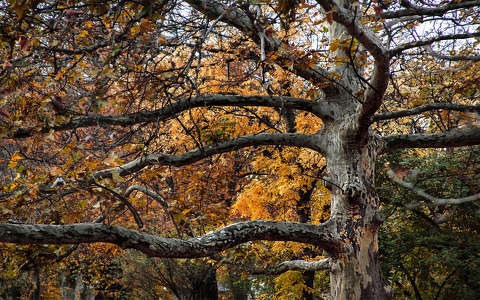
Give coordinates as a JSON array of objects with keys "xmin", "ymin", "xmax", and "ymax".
[
  {"xmin": 390, "ymin": 32, "xmax": 480, "ymax": 56},
  {"xmin": 0, "ymin": 220, "xmax": 339, "ymax": 258},
  {"xmin": 7, "ymin": 95, "xmax": 330, "ymax": 139},
  {"xmin": 373, "ymin": 103, "xmax": 480, "ymax": 122},
  {"xmin": 380, "ymin": 127, "xmax": 480, "ymax": 153},
  {"xmin": 315, "ymin": 0, "xmax": 388, "ymax": 61},
  {"xmin": 251, "ymin": 259, "xmax": 329, "ymax": 275},
  {"xmin": 314, "ymin": 0, "xmax": 390, "ymax": 138},
  {"xmin": 94, "ymin": 133, "xmax": 320, "ymax": 178},
  {"xmin": 387, "ymin": 169, "xmax": 480, "ymax": 208},
  {"xmin": 381, "ymin": 0, "xmax": 480, "ymax": 19}
]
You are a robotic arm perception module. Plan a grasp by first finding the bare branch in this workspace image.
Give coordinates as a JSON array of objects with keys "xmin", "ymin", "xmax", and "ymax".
[
  {"xmin": 425, "ymin": 45, "xmax": 480, "ymax": 62},
  {"xmin": 390, "ymin": 32, "xmax": 480, "ymax": 56},
  {"xmin": 383, "ymin": 16, "xmax": 422, "ymax": 28},
  {"xmin": 380, "ymin": 127, "xmax": 480, "ymax": 153},
  {"xmin": 381, "ymin": 0, "xmax": 480, "ymax": 19},
  {"xmin": 7, "ymin": 95, "xmax": 330, "ymax": 139},
  {"xmin": 0, "ymin": 220, "xmax": 339, "ymax": 258},
  {"xmin": 373, "ymin": 103, "xmax": 480, "ymax": 122},
  {"xmin": 94, "ymin": 182, "xmax": 143, "ymax": 228},
  {"xmin": 387, "ymin": 169, "xmax": 480, "ymax": 208},
  {"xmin": 125, "ymin": 185, "xmax": 168, "ymax": 207},
  {"xmin": 94, "ymin": 133, "xmax": 320, "ymax": 179},
  {"xmin": 251, "ymin": 259, "xmax": 329, "ymax": 275}
]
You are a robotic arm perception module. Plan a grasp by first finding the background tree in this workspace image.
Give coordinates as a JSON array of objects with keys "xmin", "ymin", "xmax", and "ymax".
[
  {"xmin": 1, "ymin": 0, "xmax": 480, "ymax": 299},
  {"xmin": 377, "ymin": 149, "xmax": 480, "ymax": 300}
]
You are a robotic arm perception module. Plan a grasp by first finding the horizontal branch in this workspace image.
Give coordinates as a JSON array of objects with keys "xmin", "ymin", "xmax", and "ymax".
[
  {"xmin": 251, "ymin": 259, "xmax": 329, "ymax": 275},
  {"xmin": 381, "ymin": 0, "xmax": 480, "ymax": 19},
  {"xmin": 380, "ymin": 127, "xmax": 480, "ymax": 153},
  {"xmin": 387, "ymin": 169, "xmax": 480, "ymax": 208},
  {"xmin": 94, "ymin": 133, "xmax": 320, "ymax": 179},
  {"xmin": 0, "ymin": 220, "xmax": 339, "ymax": 258},
  {"xmin": 8, "ymin": 94, "xmax": 329, "ymax": 139},
  {"xmin": 390, "ymin": 32, "xmax": 480, "ymax": 56},
  {"xmin": 425, "ymin": 45, "xmax": 480, "ymax": 62},
  {"xmin": 373, "ymin": 103, "xmax": 480, "ymax": 122}
]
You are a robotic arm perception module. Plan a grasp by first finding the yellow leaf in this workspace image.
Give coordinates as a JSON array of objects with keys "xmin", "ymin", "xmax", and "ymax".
[
  {"xmin": 78, "ymin": 30, "xmax": 89, "ymax": 38},
  {"xmin": 8, "ymin": 153, "xmax": 23, "ymax": 168},
  {"xmin": 182, "ymin": 208, "xmax": 193, "ymax": 215}
]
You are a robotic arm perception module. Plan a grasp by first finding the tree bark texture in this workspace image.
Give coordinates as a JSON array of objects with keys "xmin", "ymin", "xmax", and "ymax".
[{"xmin": 320, "ymin": 93, "xmax": 390, "ymax": 299}]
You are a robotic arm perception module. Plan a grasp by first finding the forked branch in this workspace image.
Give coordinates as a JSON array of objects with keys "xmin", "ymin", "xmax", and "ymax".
[{"xmin": 314, "ymin": 0, "xmax": 390, "ymax": 138}]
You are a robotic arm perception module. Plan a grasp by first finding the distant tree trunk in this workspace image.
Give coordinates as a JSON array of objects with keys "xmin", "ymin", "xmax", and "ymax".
[
  {"xmin": 297, "ymin": 186, "xmax": 316, "ymax": 300},
  {"xmin": 60, "ymin": 272, "xmax": 67, "ymax": 300},
  {"xmin": 31, "ymin": 267, "xmax": 41, "ymax": 300},
  {"xmin": 175, "ymin": 266, "xmax": 218, "ymax": 300},
  {"xmin": 74, "ymin": 274, "xmax": 83, "ymax": 300},
  {"xmin": 303, "ymin": 270, "xmax": 315, "ymax": 300}
]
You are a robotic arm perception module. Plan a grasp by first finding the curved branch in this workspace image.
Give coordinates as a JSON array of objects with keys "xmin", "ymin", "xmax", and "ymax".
[
  {"xmin": 124, "ymin": 185, "xmax": 182, "ymax": 236},
  {"xmin": 387, "ymin": 169, "xmax": 480, "ymax": 208},
  {"xmin": 381, "ymin": 0, "xmax": 480, "ymax": 19},
  {"xmin": 94, "ymin": 133, "xmax": 320, "ymax": 179},
  {"xmin": 380, "ymin": 127, "xmax": 480, "ymax": 153},
  {"xmin": 7, "ymin": 95, "xmax": 330, "ymax": 139},
  {"xmin": 373, "ymin": 103, "xmax": 480, "ymax": 122},
  {"xmin": 251, "ymin": 259, "xmax": 329, "ymax": 275},
  {"xmin": 0, "ymin": 220, "xmax": 339, "ymax": 258},
  {"xmin": 390, "ymin": 32, "xmax": 480, "ymax": 56},
  {"xmin": 125, "ymin": 185, "xmax": 168, "ymax": 207}
]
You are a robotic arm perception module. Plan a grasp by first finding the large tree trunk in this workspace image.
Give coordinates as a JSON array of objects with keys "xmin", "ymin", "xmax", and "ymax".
[{"xmin": 325, "ymin": 121, "xmax": 391, "ymax": 299}]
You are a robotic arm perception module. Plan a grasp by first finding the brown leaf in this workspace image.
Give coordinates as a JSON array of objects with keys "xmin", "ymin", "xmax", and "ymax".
[
  {"xmin": 2, "ymin": 59, "xmax": 12, "ymax": 70},
  {"xmin": 374, "ymin": 6, "xmax": 383, "ymax": 18},
  {"xmin": 18, "ymin": 36, "xmax": 27, "ymax": 50}
]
